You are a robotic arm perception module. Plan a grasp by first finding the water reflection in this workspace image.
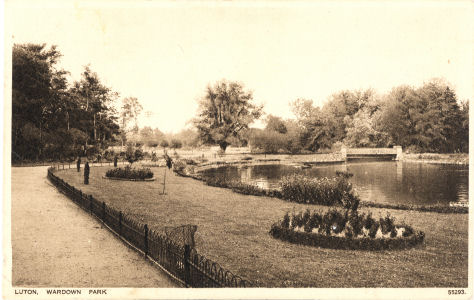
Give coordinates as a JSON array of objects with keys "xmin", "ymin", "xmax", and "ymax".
[{"xmin": 200, "ymin": 162, "xmax": 468, "ymax": 207}]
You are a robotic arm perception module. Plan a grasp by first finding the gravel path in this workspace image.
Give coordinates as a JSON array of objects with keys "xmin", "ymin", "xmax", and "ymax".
[{"xmin": 11, "ymin": 166, "xmax": 178, "ymax": 287}]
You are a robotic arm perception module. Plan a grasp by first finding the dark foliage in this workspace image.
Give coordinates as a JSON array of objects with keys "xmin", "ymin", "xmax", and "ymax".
[
  {"xmin": 105, "ymin": 166, "xmax": 153, "ymax": 180},
  {"xmin": 270, "ymin": 223, "xmax": 425, "ymax": 251},
  {"xmin": 279, "ymin": 172, "xmax": 360, "ymax": 210},
  {"xmin": 84, "ymin": 162, "xmax": 90, "ymax": 184},
  {"xmin": 270, "ymin": 209, "xmax": 425, "ymax": 250}
]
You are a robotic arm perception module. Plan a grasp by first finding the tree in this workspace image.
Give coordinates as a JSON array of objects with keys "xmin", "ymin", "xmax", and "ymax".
[
  {"xmin": 170, "ymin": 139, "xmax": 183, "ymax": 149},
  {"xmin": 290, "ymin": 99, "xmax": 334, "ymax": 151},
  {"xmin": 194, "ymin": 80, "xmax": 263, "ymax": 152},
  {"xmin": 119, "ymin": 97, "xmax": 142, "ymax": 148},
  {"xmin": 266, "ymin": 115, "xmax": 287, "ymax": 134},
  {"xmin": 457, "ymin": 100, "xmax": 469, "ymax": 152},
  {"xmin": 160, "ymin": 140, "xmax": 169, "ymax": 148},
  {"xmin": 378, "ymin": 80, "xmax": 468, "ymax": 153},
  {"xmin": 174, "ymin": 128, "xmax": 199, "ymax": 147},
  {"xmin": 13, "ymin": 43, "xmax": 120, "ymax": 162},
  {"xmin": 69, "ymin": 66, "xmax": 119, "ymax": 148},
  {"xmin": 12, "ymin": 43, "xmax": 69, "ymax": 160}
]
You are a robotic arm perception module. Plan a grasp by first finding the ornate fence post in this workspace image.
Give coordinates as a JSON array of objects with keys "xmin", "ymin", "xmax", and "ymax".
[
  {"xmin": 144, "ymin": 224, "xmax": 149, "ymax": 257},
  {"xmin": 184, "ymin": 245, "xmax": 191, "ymax": 287}
]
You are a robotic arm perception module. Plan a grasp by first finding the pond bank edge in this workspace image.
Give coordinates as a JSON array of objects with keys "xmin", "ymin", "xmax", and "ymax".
[{"xmin": 174, "ymin": 159, "xmax": 468, "ymax": 214}]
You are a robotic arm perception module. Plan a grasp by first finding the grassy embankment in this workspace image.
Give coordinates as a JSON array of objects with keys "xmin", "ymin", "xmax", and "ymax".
[{"xmin": 57, "ymin": 165, "xmax": 468, "ymax": 287}]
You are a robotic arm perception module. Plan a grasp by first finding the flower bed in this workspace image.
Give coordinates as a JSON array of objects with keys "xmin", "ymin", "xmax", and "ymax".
[
  {"xmin": 270, "ymin": 209, "xmax": 425, "ymax": 250},
  {"xmin": 105, "ymin": 165, "xmax": 154, "ymax": 180}
]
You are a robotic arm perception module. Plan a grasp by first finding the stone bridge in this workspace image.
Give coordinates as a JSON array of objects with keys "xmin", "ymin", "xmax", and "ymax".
[{"xmin": 341, "ymin": 146, "xmax": 403, "ymax": 161}]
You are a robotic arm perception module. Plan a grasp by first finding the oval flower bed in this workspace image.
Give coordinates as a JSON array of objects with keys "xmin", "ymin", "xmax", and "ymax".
[
  {"xmin": 105, "ymin": 165, "xmax": 154, "ymax": 181},
  {"xmin": 270, "ymin": 209, "xmax": 425, "ymax": 250}
]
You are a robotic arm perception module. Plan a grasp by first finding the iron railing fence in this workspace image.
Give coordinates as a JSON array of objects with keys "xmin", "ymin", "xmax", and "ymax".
[{"xmin": 47, "ymin": 166, "xmax": 253, "ymax": 288}]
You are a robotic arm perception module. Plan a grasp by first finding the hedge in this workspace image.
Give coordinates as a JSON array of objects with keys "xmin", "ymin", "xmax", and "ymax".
[
  {"xmin": 269, "ymin": 209, "xmax": 425, "ymax": 250},
  {"xmin": 270, "ymin": 224, "xmax": 425, "ymax": 251},
  {"xmin": 105, "ymin": 165, "xmax": 154, "ymax": 180}
]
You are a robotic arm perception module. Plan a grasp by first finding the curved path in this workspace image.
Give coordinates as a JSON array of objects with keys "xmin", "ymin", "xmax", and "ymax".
[{"xmin": 11, "ymin": 166, "xmax": 177, "ymax": 287}]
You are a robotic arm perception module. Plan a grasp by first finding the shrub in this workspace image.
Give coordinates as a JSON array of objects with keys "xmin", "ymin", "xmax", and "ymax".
[
  {"xmin": 125, "ymin": 144, "xmax": 144, "ymax": 164},
  {"xmin": 172, "ymin": 160, "xmax": 187, "ymax": 172},
  {"xmin": 170, "ymin": 139, "xmax": 183, "ymax": 149},
  {"xmin": 380, "ymin": 214, "xmax": 395, "ymax": 234},
  {"xmin": 105, "ymin": 166, "xmax": 153, "ymax": 180},
  {"xmin": 279, "ymin": 173, "xmax": 360, "ymax": 209},
  {"xmin": 348, "ymin": 210, "xmax": 365, "ymax": 237},
  {"xmin": 160, "ymin": 140, "xmax": 169, "ymax": 148},
  {"xmin": 183, "ymin": 158, "xmax": 197, "ymax": 165}
]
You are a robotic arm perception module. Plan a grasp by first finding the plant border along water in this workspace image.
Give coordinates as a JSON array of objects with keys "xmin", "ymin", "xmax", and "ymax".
[
  {"xmin": 173, "ymin": 159, "xmax": 468, "ymax": 214},
  {"xmin": 269, "ymin": 209, "xmax": 425, "ymax": 250},
  {"xmin": 105, "ymin": 165, "xmax": 155, "ymax": 181}
]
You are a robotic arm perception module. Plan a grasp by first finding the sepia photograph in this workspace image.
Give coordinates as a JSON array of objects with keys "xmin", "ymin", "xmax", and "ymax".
[{"xmin": 3, "ymin": 0, "xmax": 472, "ymax": 299}]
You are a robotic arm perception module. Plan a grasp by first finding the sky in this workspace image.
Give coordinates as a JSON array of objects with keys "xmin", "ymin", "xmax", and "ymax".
[{"xmin": 7, "ymin": 0, "xmax": 473, "ymax": 133}]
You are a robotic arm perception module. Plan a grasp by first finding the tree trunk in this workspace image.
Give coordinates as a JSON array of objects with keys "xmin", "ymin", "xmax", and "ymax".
[
  {"xmin": 66, "ymin": 111, "xmax": 70, "ymax": 131},
  {"xmin": 39, "ymin": 120, "xmax": 43, "ymax": 158},
  {"xmin": 219, "ymin": 141, "xmax": 228, "ymax": 152},
  {"xmin": 93, "ymin": 113, "xmax": 97, "ymax": 142}
]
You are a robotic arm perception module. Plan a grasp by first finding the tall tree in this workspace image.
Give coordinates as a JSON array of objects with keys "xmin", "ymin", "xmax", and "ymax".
[
  {"xmin": 378, "ymin": 80, "xmax": 468, "ymax": 152},
  {"xmin": 266, "ymin": 115, "xmax": 287, "ymax": 134},
  {"xmin": 119, "ymin": 97, "xmax": 143, "ymax": 146},
  {"xmin": 194, "ymin": 80, "xmax": 263, "ymax": 152},
  {"xmin": 70, "ymin": 66, "xmax": 119, "ymax": 148},
  {"xmin": 12, "ymin": 43, "xmax": 69, "ymax": 160},
  {"xmin": 290, "ymin": 99, "xmax": 334, "ymax": 151}
]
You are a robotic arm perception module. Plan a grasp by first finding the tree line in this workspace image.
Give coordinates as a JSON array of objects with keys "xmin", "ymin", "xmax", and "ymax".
[
  {"xmin": 246, "ymin": 81, "xmax": 468, "ymax": 154},
  {"xmin": 12, "ymin": 43, "xmax": 469, "ymax": 163},
  {"xmin": 12, "ymin": 43, "xmax": 200, "ymax": 162},
  {"xmin": 13, "ymin": 43, "xmax": 122, "ymax": 161}
]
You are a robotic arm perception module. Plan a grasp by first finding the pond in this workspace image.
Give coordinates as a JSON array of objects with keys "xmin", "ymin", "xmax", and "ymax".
[{"xmin": 199, "ymin": 161, "xmax": 469, "ymax": 207}]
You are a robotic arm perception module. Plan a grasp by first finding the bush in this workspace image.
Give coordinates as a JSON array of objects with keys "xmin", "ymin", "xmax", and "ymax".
[
  {"xmin": 160, "ymin": 140, "xmax": 169, "ymax": 148},
  {"xmin": 105, "ymin": 166, "xmax": 154, "ymax": 180},
  {"xmin": 172, "ymin": 160, "xmax": 187, "ymax": 172},
  {"xmin": 170, "ymin": 139, "xmax": 183, "ymax": 149},
  {"xmin": 279, "ymin": 172, "xmax": 360, "ymax": 209}
]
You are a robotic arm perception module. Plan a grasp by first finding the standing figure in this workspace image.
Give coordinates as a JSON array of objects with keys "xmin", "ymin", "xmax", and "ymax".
[
  {"xmin": 84, "ymin": 162, "xmax": 90, "ymax": 185},
  {"xmin": 114, "ymin": 156, "xmax": 118, "ymax": 167},
  {"xmin": 77, "ymin": 157, "xmax": 81, "ymax": 172}
]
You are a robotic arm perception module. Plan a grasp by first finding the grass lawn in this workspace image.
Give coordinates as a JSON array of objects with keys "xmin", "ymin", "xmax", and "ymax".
[{"xmin": 57, "ymin": 166, "xmax": 468, "ymax": 287}]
